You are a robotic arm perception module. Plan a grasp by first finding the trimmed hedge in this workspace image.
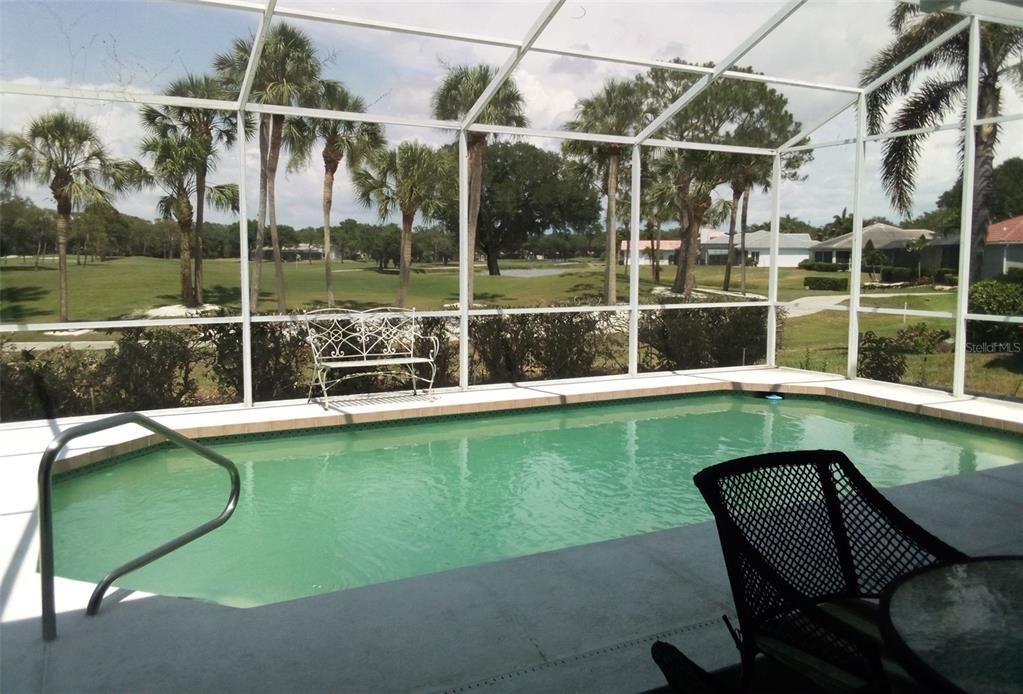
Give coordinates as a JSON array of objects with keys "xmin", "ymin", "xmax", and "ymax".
[
  {"xmin": 967, "ymin": 275, "xmax": 1023, "ymax": 345},
  {"xmin": 880, "ymin": 266, "xmax": 915, "ymax": 283},
  {"xmin": 798, "ymin": 260, "xmax": 846, "ymax": 272},
  {"xmin": 639, "ymin": 305, "xmax": 776, "ymax": 371},
  {"xmin": 470, "ymin": 309, "xmax": 619, "ymax": 384},
  {"xmin": 935, "ymin": 267, "xmax": 958, "ymax": 286},
  {"xmin": 803, "ymin": 276, "xmax": 849, "ymax": 291}
]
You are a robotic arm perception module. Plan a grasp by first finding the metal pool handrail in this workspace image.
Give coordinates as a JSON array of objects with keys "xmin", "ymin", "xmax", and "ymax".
[{"xmin": 38, "ymin": 412, "xmax": 241, "ymax": 641}]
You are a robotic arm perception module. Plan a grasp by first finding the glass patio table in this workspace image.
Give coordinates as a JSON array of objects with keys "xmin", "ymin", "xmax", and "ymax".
[{"xmin": 879, "ymin": 556, "xmax": 1023, "ymax": 694}]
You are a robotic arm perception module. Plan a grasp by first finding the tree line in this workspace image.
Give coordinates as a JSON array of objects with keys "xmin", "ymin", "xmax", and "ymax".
[{"xmin": 3, "ymin": 6, "xmax": 1020, "ymax": 320}]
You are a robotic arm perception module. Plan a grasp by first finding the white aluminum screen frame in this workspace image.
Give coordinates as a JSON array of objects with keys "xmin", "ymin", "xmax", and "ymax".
[{"xmin": 1, "ymin": 0, "xmax": 1022, "ymax": 406}]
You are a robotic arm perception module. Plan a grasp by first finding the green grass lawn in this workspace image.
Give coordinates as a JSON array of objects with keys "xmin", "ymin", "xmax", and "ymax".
[
  {"xmin": 2, "ymin": 256, "xmax": 954, "ymax": 324},
  {"xmin": 4, "ymin": 256, "xmax": 1020, "ymax": 400}
]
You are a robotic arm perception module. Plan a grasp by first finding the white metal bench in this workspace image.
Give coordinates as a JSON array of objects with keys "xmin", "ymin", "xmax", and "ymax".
[{"xmin": 304, "ymin": 308, "xmax": 438, "ymax": 405}]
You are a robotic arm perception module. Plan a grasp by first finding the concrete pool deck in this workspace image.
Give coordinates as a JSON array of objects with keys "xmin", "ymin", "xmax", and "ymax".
[{"xmin": 2, "ymin": 368, "xmax": 1023, "ymax": 692}]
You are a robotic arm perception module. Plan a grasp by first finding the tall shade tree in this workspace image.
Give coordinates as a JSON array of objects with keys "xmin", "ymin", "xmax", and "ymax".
[
  {"xmin": 434, "ymin": 142, "xmax": 601, "ymax": 275},
  {"xmin": 564, "ymin": 78, "xmax": 644, "ymax": 304},
  {"xmin": 289, "ymin": 82, "xmax": 384, "ymax": 307},
  {"xmin": 352, "ymin": 143, "xmax": 447, "ymax": 307},
  {"xmin": 862, "ymin": 6, "xmax": 1023, "ymax": 280},
  {"xmin": 0, "ymin": 111, "xmax": 141, "ymax": 321},
  {"xmin": 720, "ymin": 89, "xmax": 810, "ymax": 293},
  {"xmin": 639, "ymin": 61, "xmax": 805, "ymax": 297},
  {"xmin": 140, "ymin": 74, "xmax": 239, "ymax": 305},
  {"xmin": 216, "ymin": 21, "xmax": 323, "ymax": 312},
  {"xmin": 432, "ymin": 64, "xmax": 527, "ymax": 303},
  {"xmin": 140, "ymin": 132, "xmax": 239, "ymax": 306}
]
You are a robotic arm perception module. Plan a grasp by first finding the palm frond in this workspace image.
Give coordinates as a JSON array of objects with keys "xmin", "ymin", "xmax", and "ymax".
[
  {"xmin": 861, "ymin": 12, "xmax": 966, "ymax": 135},
  {"xmin": 205, "ymin": 183, "xmax": 239, "ymax": 213},
  {"xmin": 882, "ymin": 77, "xmax": 965, "ymax": 214}
]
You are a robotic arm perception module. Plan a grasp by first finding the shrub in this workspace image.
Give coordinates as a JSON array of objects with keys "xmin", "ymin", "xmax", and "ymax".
[
  {"xmin": 880, "ymin": 266, "xmax": 914, "ymax": 283},
  {"xmin": 530, "ymin": 310, "xmax": 608, "ymax": 380},
  {"xmin": 639, "ymin": 305, "xmax": 774, "ymax": 371},
  {"xmin": 98, "ymin": 328, "xmax": 205, "ymax": 411},
  {"xmin": 857, "ymin": 331, "xmax": 907, "ymax": 383},
  {"xmin": 798, "ymin": 261, "xmax": 844, "ymax": 272},
  {"xmin": 202, "ymin": 322, "xmax": 311, "ymax": 402},
  {"xmin": 417, "ymin": 317, "xmax": 458, "ymax": 388},
  {"xmin": 894, "ymin": 323, "xmax": 951, "ymax": 354},
  {"xmin": 0, "ymin": 342, "xmax": 102, "ymax": 421},
  {"xmin": 470, "ymin": 314, "xmax": 534, "ymax": 383},
  {"xmin": 803, "ymin": 276, "xmax": 849, "ymax": 291},
  {"xmin": 469, "ymin": 309, "xmax": 617, "ymax": 384},
  {"xmin": 968, "ymin": 277, "xmax": 1023, "ymax": 345},
  {"xmin": 935, "ymin": 267, "xmax": 958, "ymax": 286}
]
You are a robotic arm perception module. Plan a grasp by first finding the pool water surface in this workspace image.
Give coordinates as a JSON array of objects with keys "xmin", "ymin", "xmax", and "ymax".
[{"xmin": 52, "ymin": 394, "xmax": 1023, "ymax": 607}]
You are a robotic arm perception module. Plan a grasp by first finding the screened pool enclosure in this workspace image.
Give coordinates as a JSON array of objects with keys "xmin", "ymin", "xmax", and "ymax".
[{"xmin": 1, "ymin": 0, "xmax": 1022, "ymax": 417}]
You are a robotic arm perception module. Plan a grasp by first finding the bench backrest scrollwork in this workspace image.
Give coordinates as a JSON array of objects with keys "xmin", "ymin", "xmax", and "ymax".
[{"xmin": 305, "ymin": 308, "xmax": 423, "ymax": 363}]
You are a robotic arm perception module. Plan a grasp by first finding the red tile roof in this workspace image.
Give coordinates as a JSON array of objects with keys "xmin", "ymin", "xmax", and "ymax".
[{"xmin": 988, "ymin": 215, "xmax": 1023, "ymax": 244}]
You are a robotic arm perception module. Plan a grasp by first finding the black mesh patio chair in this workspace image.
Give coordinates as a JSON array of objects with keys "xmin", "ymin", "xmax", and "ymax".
[
  {"xmin": 651, "ymin": 641, "xmax": 735, "ymax": 694},
  {"xmin": 693, "ymin": 450, "xmax": 967, "ymax": 693}
]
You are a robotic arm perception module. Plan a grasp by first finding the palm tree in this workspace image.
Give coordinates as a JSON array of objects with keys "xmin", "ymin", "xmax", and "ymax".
[
  {"xmin": 564, "ymin": 78, "xmax": 644, "ymax": 305},
  {"xmin": 141, "ymin": 74, "xmax": 240, "ymax": 305},
  {"xmin": 216, "ymin": 22, "xmax": 323, "ymax": 312},
  {"xmin": 140, "ymin": 131, "xmax": 239, "ymax": 306},
  {"xmin": 352, "ymin": 143, "xmax": 447, "ymax": 307},
  {"xmin": 431, "ymin": 64, "xmax": 527, "ymax": 304},
  {"xmin": 643, "ymin": 175, "xmax": 675, "ymax": 285},
  {"xmin": 289, "ymin": 82, "xmax": 384, "ymax": 307},
  {"xmin": 862, "ymin": 5, "xmax": 1023, "ymax": 280},
  {"xmin": 0, "ymin": 111, "xmax": 141, "ymax": 321}
]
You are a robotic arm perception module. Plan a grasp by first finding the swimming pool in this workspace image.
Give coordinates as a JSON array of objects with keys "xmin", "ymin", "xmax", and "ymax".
[{"xmin": 52, "ymin": 394, "xmax": 1023, "ymax": 608}]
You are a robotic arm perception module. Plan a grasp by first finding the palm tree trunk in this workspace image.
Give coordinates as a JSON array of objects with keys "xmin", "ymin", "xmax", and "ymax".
[
  {"xmin": 740, "ymin": 185, "xmax": 751, "ymax": 295},
  {"xmin": 54, "ymin": 198, "xmax": 71, "ymax": 322},
  {"xmin": 652, "ymin": 221, "xmax": 662, "ymax": 284},
  {"xmin": 467, "ymin": 134, "xmax": 486, "ymax": 304},
  {"xmin": 322, "ymin": 153, "xmax": 340, "ymax": 308},
  {"xmin": 605, "ymin": 150, "xmax": 620, "ymax": 305},
  {"xmin": 251, "ymin": 115, "xmax": 270, "ymax": 309},
  {"xmin": 671, "ymin": 190, "xmax": 690, "ymax": 295},
  {"xmin": 194, "ymin": 164, "xmax": 207, "ymax": 305},
  {"xmin": 723, "ymin": 184, "xmax": 742, "ymax": 291},
  {"xmin": 398, "ymin": 210, "xmax": 414, "ymax": 308},
  {"xmin": 970, "ymin": 80, "xmax": 999, "ymax": 282},
  {"xmin": 177, "ymin": 206, "xmax": 196, "ymax": 308},
  {"xmin": 267, "ymin": 114, "xmax": 287, "ymax": 313}
]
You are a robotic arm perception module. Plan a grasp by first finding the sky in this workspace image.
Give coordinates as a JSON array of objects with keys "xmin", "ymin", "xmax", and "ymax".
[{"xmin": 1, "ymin": 0, "xmax": 1021, "ymax": 233}]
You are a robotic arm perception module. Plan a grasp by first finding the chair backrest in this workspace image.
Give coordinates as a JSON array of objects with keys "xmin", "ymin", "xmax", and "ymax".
[{"xmin": 694, "ymin": 450, "xmax": 966, "ymax": 626}]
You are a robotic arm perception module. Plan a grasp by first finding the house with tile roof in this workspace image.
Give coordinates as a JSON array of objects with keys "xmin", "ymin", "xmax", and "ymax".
[{"xmin": 983, "ymin": 214, "xmax": 1023, "ymax": 278}]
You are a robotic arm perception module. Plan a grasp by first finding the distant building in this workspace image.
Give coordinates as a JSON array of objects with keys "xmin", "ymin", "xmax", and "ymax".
[
  {"xmin": 620, "ymin": 229, "xmax": 814, "ymax": 269},
  {"xmin": 619, "ymin": 229, "xmax": 725, "ymax": 266},
  {"xmin": 983, "ymin": 214, "xmax": 1023, "ymax": 277},
  {"xmin": 260, "ymin": 243, "xmax": 333, "ymax": 262},
  {"xmin": 811, "ymin": 223, "xmax": 933, "ymax": 266},
  {"xmin": 701, "ymin": 231, "xmax": 815, "ymax": 268},
  {"xmin": 919, "ymin": 215, "xmax": 1023, "ymax": 279}
]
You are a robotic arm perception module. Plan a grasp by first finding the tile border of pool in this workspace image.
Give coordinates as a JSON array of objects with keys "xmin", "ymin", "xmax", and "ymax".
[{"xmin": 28, "ymin": 366, "xmax": 1023, "ymax": 478}]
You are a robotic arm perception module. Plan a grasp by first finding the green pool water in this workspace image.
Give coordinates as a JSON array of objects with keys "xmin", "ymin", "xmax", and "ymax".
[{"xmin": 52, "ymin": 394, "xmax": 1023, "ymax": 608}]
